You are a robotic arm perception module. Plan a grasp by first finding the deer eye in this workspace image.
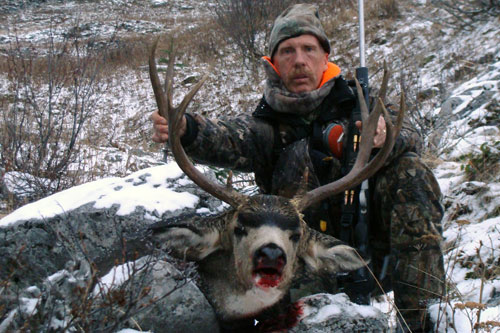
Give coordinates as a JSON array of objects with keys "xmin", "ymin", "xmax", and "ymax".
[
  {"xmin": 289, "ymin": 233, "xmax": 301, "ymax": 243},
  {"xmin": 234, "ymin": 225, "xmax": 247, "ymax": 237}
]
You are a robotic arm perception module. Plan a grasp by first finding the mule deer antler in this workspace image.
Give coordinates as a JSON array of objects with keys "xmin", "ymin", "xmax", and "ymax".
[
  {"xmin": 149, "ymin": 38, "xmax": 245, "ymax": 207},
  {"xmin": 295, "ymin": 67, "xmax": 405, "ymax": 211}
]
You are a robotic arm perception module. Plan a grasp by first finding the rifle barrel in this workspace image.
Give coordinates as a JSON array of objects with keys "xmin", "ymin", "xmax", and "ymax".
[{"xmin": 358, "ymin": 0, "xmax": 366, "ymax": 68}]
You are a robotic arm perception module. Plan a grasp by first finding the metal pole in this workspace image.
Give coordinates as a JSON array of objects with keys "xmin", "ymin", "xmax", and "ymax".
[{"xmin": 358, "ymin": 0, "xmax": 366, "ymax": 67}]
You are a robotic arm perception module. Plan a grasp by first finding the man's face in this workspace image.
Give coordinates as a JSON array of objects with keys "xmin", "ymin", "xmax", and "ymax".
[{"xmin": 272, "ymin": 34, "xmax": 328, "ymax": 94}]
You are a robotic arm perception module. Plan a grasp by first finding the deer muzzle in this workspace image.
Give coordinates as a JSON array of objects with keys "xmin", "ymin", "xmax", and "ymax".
[{"xmin": 252, "ymin": 243, "xmax": 286, "ymax": 288}]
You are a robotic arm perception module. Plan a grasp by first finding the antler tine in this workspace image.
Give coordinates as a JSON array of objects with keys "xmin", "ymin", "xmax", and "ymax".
[
  {"xmin": 177, "ymin": 70, "xmax": 211, "ymax": 118},
  {"xmin": 378, "ymin": 61, "xmax": 390, "ymax": 104},
  {"xmin": 365, "ymin": 95, "xmax": 405, "ymax": 171},
  {"xmin": 350, "ymin": 79, "xmax": 382, "ymax": 173},
  {"xmin": 149, "ymin": 39, "xmax": 244, "ymax": 208},
  {"xmin": 295, "ymin": 71, "xmax": 406, "ymax": 212},
  {"xmin": 164, "ymin": 38, "xmax": 175, "ymax": 110},
  {"xmin": 149, "ymin": 37, "xmax": 169, "ymax": 120}
]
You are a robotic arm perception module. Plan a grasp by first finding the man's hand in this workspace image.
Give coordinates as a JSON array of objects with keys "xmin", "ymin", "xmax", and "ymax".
[
  {"xmin": 150, "ymin": 111, "xmax": 187, "ymax": 143},
  {"xmin": 355, "ymin": 115, "xmax": 387, "ymax": 148}
]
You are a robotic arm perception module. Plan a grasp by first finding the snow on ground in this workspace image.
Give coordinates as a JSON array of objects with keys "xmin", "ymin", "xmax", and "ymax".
[
  {"xmin": 0, "ymin": 163, "xmax": 199, "ymax": 226},
  {"xmin": 0, "ymin": 0, "xmax": 212, "ymax": 46},
  {"xmin": 427, "ymin": 60, "xmax": 500, "ymax": 331},
  {"xmin": 437, "ymin": 61, "xmax": 500, "ymax": 158},
  {"xmin": 93, "ymin": 256, "xmax": 152, "ymax": 296}
]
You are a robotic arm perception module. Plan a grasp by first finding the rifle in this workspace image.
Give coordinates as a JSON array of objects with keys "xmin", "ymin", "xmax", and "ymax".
[{"xmin": 338, "ymin": 0, "xmax": 373, "ymax": 305}]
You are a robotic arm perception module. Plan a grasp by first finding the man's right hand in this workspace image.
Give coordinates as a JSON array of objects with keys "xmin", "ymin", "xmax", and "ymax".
[{"xmin": 150, "ymin": 111, "xmax": 187, "ymax": 143}]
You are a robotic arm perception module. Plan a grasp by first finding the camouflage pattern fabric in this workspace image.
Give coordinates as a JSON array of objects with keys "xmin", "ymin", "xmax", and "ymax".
[
  {"xmin": 373, "ymin": 152, "xmax": 445, "ymax": 332},
  {"xmin": 184, "ymin": 113, "xmax": 276, "ymax": 193}
]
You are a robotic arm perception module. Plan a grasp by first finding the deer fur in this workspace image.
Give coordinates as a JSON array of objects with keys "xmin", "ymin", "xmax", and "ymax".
[{"xmin": 151, "ymin": 195, "xmax": 364, "ymax": 329}]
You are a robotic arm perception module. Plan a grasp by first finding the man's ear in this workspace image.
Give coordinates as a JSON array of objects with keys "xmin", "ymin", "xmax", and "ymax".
[
  {"xmin": 150, "ymin": 217, "xmax": 223, "ymax": 262},
  {"xmin": 301, "ymin": 229, "xmax": 366, "ymax": 274},
  {"xmin": 322, "ymin": 52, "xmax": 328, "ymax": 71}
]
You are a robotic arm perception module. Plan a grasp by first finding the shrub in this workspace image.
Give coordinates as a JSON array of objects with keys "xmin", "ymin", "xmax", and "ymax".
[
  {"xmin": 430, "ymin": 0, "xmax": 500, "ymax": 30},
  {"xmin": 211, "ymin": 0, "xmax": 294, "ymax": 69},
  {"xmin": 460, "ymin": 141, "xmax": 500, "ymax": 182},
  {"xmin": 0, "ymin": 26, "xmax": 111, "ymax": 208}
]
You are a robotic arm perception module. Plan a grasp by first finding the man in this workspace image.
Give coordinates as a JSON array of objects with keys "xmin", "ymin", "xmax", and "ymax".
[{"xmin": 151, "ymin": 4, "xmax": 445, "ymax": 332}]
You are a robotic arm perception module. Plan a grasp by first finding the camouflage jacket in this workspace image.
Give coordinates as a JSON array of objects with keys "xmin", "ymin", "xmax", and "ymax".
[{"xmin": 182, "ymin": 75, "xmax": 422, "ymax": 194}]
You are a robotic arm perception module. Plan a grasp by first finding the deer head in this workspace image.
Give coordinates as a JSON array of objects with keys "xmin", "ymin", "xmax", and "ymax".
[{"xmin": 148, "ymin": 38, "xmax": 405, "ymax": 323}]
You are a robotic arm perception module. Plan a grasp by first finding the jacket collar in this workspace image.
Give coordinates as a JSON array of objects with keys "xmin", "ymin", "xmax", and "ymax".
[{"xmin": 261, "ymin": 57, "xmax": 341, "ymax": 117}]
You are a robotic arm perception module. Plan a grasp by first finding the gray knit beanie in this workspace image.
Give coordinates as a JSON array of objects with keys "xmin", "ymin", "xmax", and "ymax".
[{"xmin": 268, "ymin": 3, "xmax": 330, "ymax": 58}]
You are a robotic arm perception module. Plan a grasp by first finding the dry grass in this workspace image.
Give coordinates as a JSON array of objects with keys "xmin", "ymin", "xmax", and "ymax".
[
  {"xmin": 369, "ymin": 0, "xmax": 400, "ymax": 19},
  {"xmin": 421, "ymin": 153, "xmax": 446, "ymax": 170},
  {"xmin": 85, "ymin": 20, "xmax": 227, "ymax": 77},
  {"xmin": 175, "ymin": 20, "xmax": 228, "ymax": 63}
]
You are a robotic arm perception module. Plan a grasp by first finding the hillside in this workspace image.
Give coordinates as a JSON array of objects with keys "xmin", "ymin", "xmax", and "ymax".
[
  {"xmin": 0, "ymin": 0, "xmax": 498, "ymax": 192},
  {"xmin": 0, "ymin": 0, "xmax": 499, "ymax": 331}
]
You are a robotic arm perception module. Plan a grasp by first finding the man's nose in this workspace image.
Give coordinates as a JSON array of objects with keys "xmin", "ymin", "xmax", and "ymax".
[{"xmin": 294, "ymin": 49, "xmax": 306, "ymax": 65}]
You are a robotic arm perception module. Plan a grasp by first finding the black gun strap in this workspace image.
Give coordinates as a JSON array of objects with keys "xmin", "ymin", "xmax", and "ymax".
[{"xmin": 338, "ymin": 69, "xmax": 374, "ymax": 304}]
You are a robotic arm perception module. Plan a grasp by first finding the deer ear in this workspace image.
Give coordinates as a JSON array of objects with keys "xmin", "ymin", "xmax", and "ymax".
[
  {"xmin": 301, "ymin": 229, "xmax": 366, "ymax": 274},
  {"xmin": 150, "ymin": 218, "xmax": 222, "ymax": 262}
]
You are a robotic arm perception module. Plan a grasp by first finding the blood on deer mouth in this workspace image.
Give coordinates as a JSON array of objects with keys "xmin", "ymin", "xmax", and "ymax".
[{"xmin": 252, "ymin": 257, "xmax": 285, "ymax": 288}]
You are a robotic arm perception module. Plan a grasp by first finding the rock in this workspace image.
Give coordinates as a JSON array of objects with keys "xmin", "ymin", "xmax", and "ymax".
[
  {"xmin": 429, "ymin": 95, "xmax": 465, "ymax": 148},
  {"xmin": 417, "ymin": 86, "xmax": 440, "ymax": 101},
  {"xmin": 460, "ymin": 90, "xmax": 496, "ymax": 116},
  {"xmin": 486, "ymin": 286, "xmax": 500, "ymax": 307},
  {"xmin": 0, "ymin": 203, "xmax": 146, "ymax": 289},
  {"xmin": 151, "ymin": 0, "xmax": 167, "ymax": 8},
  {"xmin": 291, "ymin": 293, "xmax": 389, "ymax": 332},
  {"xmin": 0, "ymin": 256, "xmax": 219, "ymax": 332},
  {"xmin": 129, "ymin": 260, "xmax": 219, "ymax": 332},
  {"xmin": 0, "ymin": 168, "xmax": 223, "ymax": 285},
  {"xmin": 372, "ymin": 36, "xmax": 387, "ymax": 45},
  {"xmin": 440, "ymin": 96, "xmax": 464, "ymax": 119},
  {"xmin": 182, "ymin": 75, "xmax": 199, "ymax": 85},
  {"xmin": 105, "ymin": 151, "xmax": 124, "ymax": 162},
  {"xmin": 455, "ymin": 181, "xmax": 489, "ymax": 196}
]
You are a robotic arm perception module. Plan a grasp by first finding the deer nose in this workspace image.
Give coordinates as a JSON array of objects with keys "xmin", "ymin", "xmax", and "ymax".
[{"xmin": 254, "ymin": 243, "xmax": 286, "ymax": 267}]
